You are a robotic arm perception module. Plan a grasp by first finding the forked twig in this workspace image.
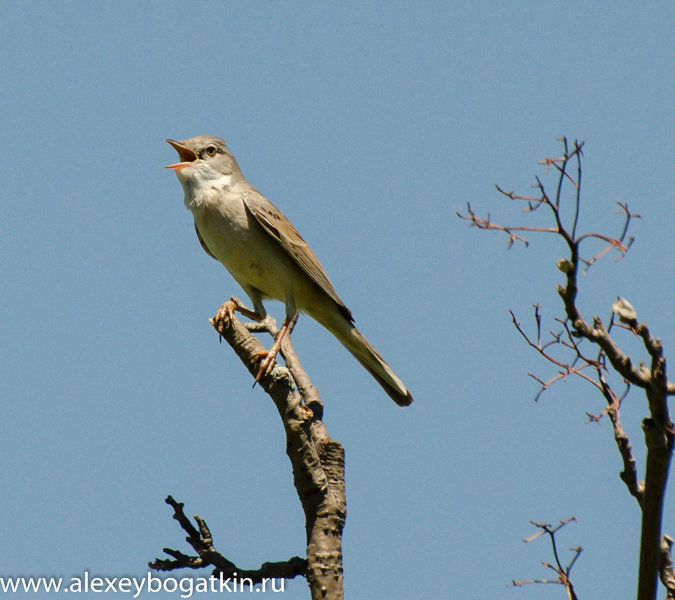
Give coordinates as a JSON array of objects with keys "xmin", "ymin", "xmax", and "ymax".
[{"xmin": 510, "ymin": 517, "xmax": 581, "ymax": 600}]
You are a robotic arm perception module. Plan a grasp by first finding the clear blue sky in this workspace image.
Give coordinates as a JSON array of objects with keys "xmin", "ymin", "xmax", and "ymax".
[{"xmin": 1, "ymin": 2, "xmax": 673, "ymax": 598}]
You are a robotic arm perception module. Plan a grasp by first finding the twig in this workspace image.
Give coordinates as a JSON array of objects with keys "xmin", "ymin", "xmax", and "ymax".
[
  {"xmin": 660, "ymin": 535, "xmax": 675, "ymax": 598},
  {"xmin": 149, "ymin": 496, "xmax": 307, "ymax": 582},
  {"xmin": 510, "ymin": 517, "xmax": 581, "ymax": 600}
]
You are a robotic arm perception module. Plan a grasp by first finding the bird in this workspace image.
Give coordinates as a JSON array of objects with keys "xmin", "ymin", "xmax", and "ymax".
[{"xmin": 165, "ymin": 135, "xmax": 413, "ymax": 406}]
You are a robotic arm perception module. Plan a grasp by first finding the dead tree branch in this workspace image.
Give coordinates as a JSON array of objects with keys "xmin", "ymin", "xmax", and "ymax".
[
  {"xmin": 460, "ymin": 137, "xmax": 673, "ymax": 600},
  {"xmin": 510, "ymin": 517, "xmax": 581, "ymax": 600},
  {"xmin": 660, "ymin": 535, "xmax": 675, "ymax": 598},
  {"xmin": 149, "ymin": 495, "xmax": 307, "ymax": 583},
  {"xmin": 150, "ymin": 299, "xmax": 346, "ymax": 600}
]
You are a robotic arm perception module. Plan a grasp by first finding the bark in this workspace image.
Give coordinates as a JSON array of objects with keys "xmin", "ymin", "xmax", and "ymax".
[{"xmin": 151, "ymin": 301, "xmax": 346, "ymax": 600}]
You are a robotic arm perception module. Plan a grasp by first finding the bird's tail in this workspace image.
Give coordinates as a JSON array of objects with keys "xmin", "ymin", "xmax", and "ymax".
[{"xmin": 320, "ymin": 312, "xmax": 413, "ymax": 407}]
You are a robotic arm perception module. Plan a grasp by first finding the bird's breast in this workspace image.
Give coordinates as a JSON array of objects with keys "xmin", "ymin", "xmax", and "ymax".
[{"xmin": 191, "ymin": 195, "xmax": 292, "ymax": 302}]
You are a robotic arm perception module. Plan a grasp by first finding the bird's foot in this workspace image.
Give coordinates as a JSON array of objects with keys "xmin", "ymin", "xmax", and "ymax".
[
  {"xmin": 210, "ymin": 300, "xmax": 237, "ymax": 341},
  {"xmin": 215, "ymin": 298, "xmax": 263, "ymax": 322},
  {"xmin": 252, "ymin": 348, "xmax": 279, "ymax": 382},
  {"xmin": 216, "ymin": 300, "xmax": 237, "ymax": 322},
  {"xmin": 250, "ymin": 315, "xmax": 292, "ymax": 383},
  {"xmin": 210, "ymin": 298, "xmax": 265, "ymax": 341}
]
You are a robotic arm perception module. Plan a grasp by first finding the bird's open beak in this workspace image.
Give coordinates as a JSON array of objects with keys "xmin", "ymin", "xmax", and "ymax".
[{"xmin": 164, "ymin": 139, "xmax": 198, "ymax": 170}]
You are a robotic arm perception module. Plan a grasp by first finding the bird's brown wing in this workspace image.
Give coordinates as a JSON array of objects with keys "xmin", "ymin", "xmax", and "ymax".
[
  {"xmin": 243, "ymin": 190, "xmax": 354, "ymax": 323},
  {"xmin": 194, "ymin": 221, "xmax": 217, "ymax": 260}
]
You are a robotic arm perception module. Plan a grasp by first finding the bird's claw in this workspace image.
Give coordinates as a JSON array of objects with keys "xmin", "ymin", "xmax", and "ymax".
[
  {"xmin": 209, "ymin": 301, "xmax": 238, "ymax": 342},
  {"xmin": 218, "ymin": 300, "xmax": 237, "ymax": 322},
  {"xmin": 253, "ymin": 349, "xmax": 278, "ymax": 382}
]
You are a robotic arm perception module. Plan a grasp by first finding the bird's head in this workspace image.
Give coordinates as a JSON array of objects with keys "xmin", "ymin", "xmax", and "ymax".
[{"xmin": 165, "ymin": 136, "xmax": 240, "ymax": 189}]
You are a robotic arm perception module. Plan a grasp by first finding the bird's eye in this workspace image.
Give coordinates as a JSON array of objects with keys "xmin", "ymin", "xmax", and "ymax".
[{"xmin": 205, "ymin": 145, "xmax": 217, "ymax": 157}]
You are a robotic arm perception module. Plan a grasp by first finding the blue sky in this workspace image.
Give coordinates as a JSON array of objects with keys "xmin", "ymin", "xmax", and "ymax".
[{"xmin": 1, "ymin": 2, "xmax": 673, "ymax": 598}]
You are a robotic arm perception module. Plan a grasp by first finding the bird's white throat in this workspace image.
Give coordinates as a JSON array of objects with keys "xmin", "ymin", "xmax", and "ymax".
[{"xmin": 177, "ymin": 168, "xmax": 234, "ymax": 210}]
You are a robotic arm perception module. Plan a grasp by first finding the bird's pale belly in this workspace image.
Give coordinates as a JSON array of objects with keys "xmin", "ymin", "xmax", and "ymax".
[{"xmin": 193, "ymin": 205, "xmax": 299, "ymax": 305}]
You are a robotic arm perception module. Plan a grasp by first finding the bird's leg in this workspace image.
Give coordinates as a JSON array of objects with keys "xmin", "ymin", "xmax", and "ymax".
[
  {"xmin": 214, "ymin": 297, "xmax": 264, "ymax": 323},
  {"xmin": 253, "ymin": 315, "xmax": 293, "ymax": 382}
]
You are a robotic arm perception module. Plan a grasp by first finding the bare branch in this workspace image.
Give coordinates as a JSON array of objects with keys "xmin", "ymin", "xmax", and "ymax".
[
  {"xmin": 149, "ymin": 496, "xmax": 307, "ymax": 583},
  {"xmin": 594, "ymin": 372, "xmax": 644, "ymax": 505},
  {"xmin": 151, "ymin": 306, "xmax": 347, "ymax": 599},
  {"xmin": 463, "ymin": 138, "xmax": 673, "ymax": 599},
  {"xmin": 457, "ymin": 203, "xmax": 533, "ymax": 247},
  {"xmin": 510, "ymin": 307, "xmax": 606, "ymax": 401},
  {"xmin": 660, "ymin": 535, "xmax": 675, "ymax": 599},
  {"xmin": 511, "ymin": 518, "xmax": 581, "ymax": 600}
]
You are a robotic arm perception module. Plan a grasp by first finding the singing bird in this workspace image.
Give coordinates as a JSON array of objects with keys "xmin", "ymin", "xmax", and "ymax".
[{"xmin": 165, "ymin": 136, "xmax": 413, "ymax": 406}]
